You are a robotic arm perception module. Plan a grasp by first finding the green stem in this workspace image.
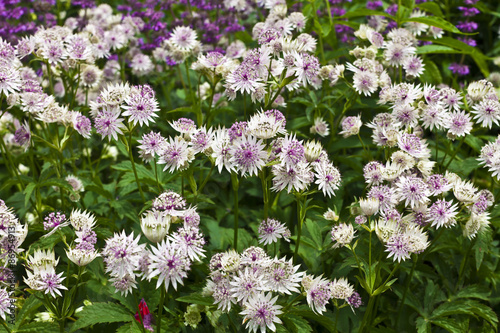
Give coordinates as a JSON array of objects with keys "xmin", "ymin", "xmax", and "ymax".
[
  {"xmin": 154, "ymin": 157, "xmax": 162, "ymax": 192},
  {"xmin": 260, "ymin": 168, "xmax": 269, "ymax": 219},
  {"xmin": 349, "ymin": 245, "xmax": 364, "ymax": 278},
  {"xmin": 126, "ymin": 129, "xmax": 145, "ymax": 202},
  {"xmin": 359, "ymin": 295, "xmax": 375, "ymax": 332},
  {"xmin": 455, "ymin": 239, "xmax": 474, "ymax": 291},
  {"xmin": 396, "ymin": 254, "xmax": 418, "ymax": 327},
  {"xmin": 157, "ymin": 287, "xmax": 166, "ymax": 333},
  {"xmin": 231, "ymin": 172, "xmax": 239, "ymax": 250},
  {"xmin": 443, "ymin": 136, "xmax": 465, "ymax": 170},
  {"xmin": 293, "ymin": 194, "xmax": 305, "ymax": 261}
]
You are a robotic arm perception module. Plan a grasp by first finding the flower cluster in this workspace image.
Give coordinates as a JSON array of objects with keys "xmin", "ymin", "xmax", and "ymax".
[
  {"xmin": 65, "ymin": 210, "xmax": 100, "ymax": 267},
  {"xmin": 24, "ymin": 249, "xmax": 67, "ymax": 298},
  {"xmin": 103, "ymin": 190, "xmax": 205, "ymax": 295},
  {"xmin": 204, "ymin": 246, "xmax": 358, "ymax": 331}
]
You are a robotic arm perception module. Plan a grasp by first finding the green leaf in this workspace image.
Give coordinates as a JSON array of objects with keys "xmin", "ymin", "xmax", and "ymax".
[
  {"xmin": 431, "ymin": 317, "xmax": 467, "ymax": 332},
  {"xmin": 420, "ymin": 59, "xmax": 442, "ymax": 85},
  {"xmin": 16, "ymin": 295, "xmax": 43, "ymax": 327},
  {"xmin": 473, "ymin": 228, "xmax": 492, "ymax": 270},
  {"xmin": 416, "ymin": 2, "xmax": 444, "ymax": 17},
  {"xmin": 70, "ymin": 302, "xmax": 132, "ymax": 332},
  {"xmin": 425, "ymin": 37, "xmax": 489, "ymax": 77},
  {"xmin": 291, "ymin": 306, "xmax": 336, "ymax": 332},
  {"xmin": 16, "ymin": 322, "xmax": 60, "ymax": 333},
  {"xmin": 176, "ymin": 293, "xmax": 214, "ymax": 306},
  {"xmin": 416, "ymin": 317, "xmax": 430, "ymax": 333},
  {"xmin": 339, "ymin": 9, "xmax": 395, "ymax": 20},
  {"xmin": 304, "ymin": 219, "xmax": 323, "ymax": 250},
  {"xmin": 416, "ymin": 45, "xmax": 461, "ymax": 55},
  {"xmin": 455, "ymin": 285, "xmax": 490, "ymax": 301},
  {"xmin": 464, "ymin": 135, "xmax": 484, "ymax": 153},
  {"xmin": 401, "ymin": 16, "xmax": 464, "ymax": 34},
  {"xmin": 115, "ymin": 322, "xmax": 144, "ymax": 333},
  {"xmin": 283, "ymin": 314, "xmax": 313, "ymax": 333},
  {"xmin": 23, "ymin": 182, "xmax": 36, "ymax": 208}
]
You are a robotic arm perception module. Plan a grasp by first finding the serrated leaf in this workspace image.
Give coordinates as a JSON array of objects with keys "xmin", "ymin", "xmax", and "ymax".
[
  {"xmin": 70, "ymin": 302, "xmax": 132, "ymax": 332},
  {"xmin": 304, "ymin": 219, "xmax": 322, "ymax": 250},
  {"xmin": 290, "ymin": 306, "xmax": 336, "ymax": 333},
  {"xmin": 455, "ymin": 285, "xmax": 490, "ymax": 301},
  {"xmin": 115, "ymin": 322, "xmax": 143, "ymax": 333},
  {"xmin": 473, "ymin": 228, "xmax": 492, "ymax": 270},
  {"xmin": 416, "ymin": 317, "xmax": 429, "ymax": 333},
  {"xmin": 16, "ymin": 322, "xmax": 60, "ymax": 333},
  {"xmin": 176, "ymin": 293, "xmax": 214, "ymax": 306},
  {"xmin": 283, "ymin": 314, "xmax": 313, "ymax": 333},
  {"xmin": 431, "ymin": 317, "xmax": 466, "ymax": 332},
  {"xmin": 16, "ymin": 294, "xmax": 43, "ymax": 327}
]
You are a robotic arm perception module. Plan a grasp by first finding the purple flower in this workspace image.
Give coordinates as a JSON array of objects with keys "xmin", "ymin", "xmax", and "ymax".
[{"xmin": 449, "ymin": 63, "xmax": 470, "ymax": 76}]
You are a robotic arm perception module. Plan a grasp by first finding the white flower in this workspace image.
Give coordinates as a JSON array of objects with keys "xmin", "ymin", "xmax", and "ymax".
[{"xmin": 240, "ymin": 292, "xmax": 283, "ymax": 333}]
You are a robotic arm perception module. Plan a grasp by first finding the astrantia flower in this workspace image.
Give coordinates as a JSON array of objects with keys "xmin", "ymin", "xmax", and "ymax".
[
  {"xmin": 330, "ymin": 278, "xmax": 354, "ymax": 300},
  {"xmin": 447, "ymin": 110, "xmax": 473, "ymax": 137},
  {"xmin": 427, "ymin": 199, "xmax": 459, "ymax": 228},
  {"xmin": 169, "ymin": 118, "xmax": 197, "ymax": 136},
  {"xmin": 152, "ymin": 190, "xmax": 187, "ymax": 215},
  {"xmin": 403, "ymin": 55, "xmax": 425, "ymax": 77},
  {"xmin": 352, "ymin": 70, "xmax": 378, "ymax": 96},
  {"xmin": 0, "ymin": 64, "xmax": 21, "ymax": 96},
  {"xmin": 169, "ymin": 226, "xmax": 206, "ymax": 262},
  {"xmin": 305, "ymin": 276, "xmax": 333, "ymax": 314},
  {"xmin": 140, "ymin": 210, "xmax": 170, "ymax": 243},
  {"xmin": 265, "ymin": 257, "xmax": 303, "ymax": 294},
  {"xmin": 258, "ymin": 218, "xmax": 291, "ymax": 245},
  {"xmin": 247, "ymin": 111, "xmax": 285, "ymax": 139},
  {"xmin": 148, "ymin": 239, "xmax": 191, "ymax": 291},
  {"xmin": 363, "ymin": 161, "xmax": 385, "ymax": 186},
  {"xmin": 426, "ymin": 174, "xmax": 453, "ymax": 195},
  {"xmin": 291, "ymin": 52, "xmax": 320, "ymax": 86},
  {"xmin": 240, "ymin": 246, "xmax": 269, "ymax": 267},
  {"xmin": 310, "ymin": 117, "xmax": 330, "ymax": 137},
  {"xmin": 69, "ymin": 209, "xmax": 96, "ymax": 231},
  {"xmin": 229, "ymin": 135, "xmax": 267, "ymax": 177},
  {"xmin": 13, "ymin": 121, "xmax": 31, "ymax": 151},
  {"xmin": 397, "ymin": 133, "xmax": 430, "ymax": 159},
  {"xmin": 138, "ymin": 131, "xmax": 166, "ymax": 162},
  {"xmin": 339, "ymin": 115, "xmax": 362, "ymax": 138},
  {"xmin": 158, "ymin": 136, "xmax": 194, "ymax": 172},
  {"xmin": 43, "ymin": 211, "xmax": 68, "ymax": 234},
  {"xmin": 313, "ymin": 161, "xmax": 342, "ymax": 198},
  {"xmin": 110, "ymin": 274, "xmax": 137, "ymax": 296},
  {"xmin": 421, "ymin": 104, "xmax": 448, "ymax": 131},
  {"xmin": 240, "ymin": 292, "xmax": 283, "ymax": 333},
  {"xmin": 385, "ymin": 233, "xmax": 411, "ymax": 262},
  {"xmin": 330, "ymin": 223, "xmax": 355, "ymax": 249},
  {"xmin": 463, "ymin": 212, "xmax": 490, "ymax": 239},
  {"xmin": 368, "ymin": 185, "xmax": 397, "ymax": 212},
  {"xmin": 453, "ymin": 179, "xmax": 479, "ymax": 203},
  {"xmin": 230, "ymin": 268, "xmax": 270, "ymax": 304},
  {"xmin": 395, "ymin": 175, "xmax": 430, "ymax": 209},
  {"xmin": 189, "ymin": 127, "xmax": 214, "ymax": 154},
  {"xmin": 73, "ymin": 114, "xmax": 92, "ymax": 138},
  {"xmin": 226, "ymin": 64, "xmax": 264, "ymax": 95},
  {"xmin": 0, "ymin": 288, "xmax": 10, "ymax": 320},
  {"xmin": 359, "ymin": 198, "xmax": 380, "ymax": 216},
  {"xmin": 93, "ymin": 106, "xmax": 126, "ymax": 141},
  {"xmin": 38, "ymin": 271, "xmax": 68, "ymax": 298},
  {"xmin": 102, "ymin": 231, "xmax": 146, "ymax": 278},
  {"xmin": 66, "ymin": 247, "xmax": 99, "ymax": 266},
  {"xmin": 471, "ymin": 99, "xmax": 500, "ymax": 129},
  {"xmin": 122, "ymin": 92, "xmax": 160, "ymax": 127},
  {"xmin": 212, "ymin": 128, "xmax": 234, "ymax": 173},
  {"xmin": 279, "ymin": 134, "xmax": 305, "ymax": 169},
  {"xmin": 169, "ymin": 26, "xmax": 198, "ymax": 51}
]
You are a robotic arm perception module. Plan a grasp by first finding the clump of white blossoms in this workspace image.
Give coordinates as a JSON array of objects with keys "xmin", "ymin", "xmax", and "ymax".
[
  {"xmin": 102, "ymin": 191, "xmax": 205, "ymax": 295},
  {"xmin": 24, "ymin": 249, "xmax": 68, "ymax": 298},
  {"xmin": 204, "ymin": 246, "xmax": 358, "ymax": 331}
]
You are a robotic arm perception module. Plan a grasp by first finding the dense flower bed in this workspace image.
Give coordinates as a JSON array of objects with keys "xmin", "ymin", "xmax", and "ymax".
[{"xmin": 0, "ymin": 0, "xmax": 499, "ymax": 332}]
